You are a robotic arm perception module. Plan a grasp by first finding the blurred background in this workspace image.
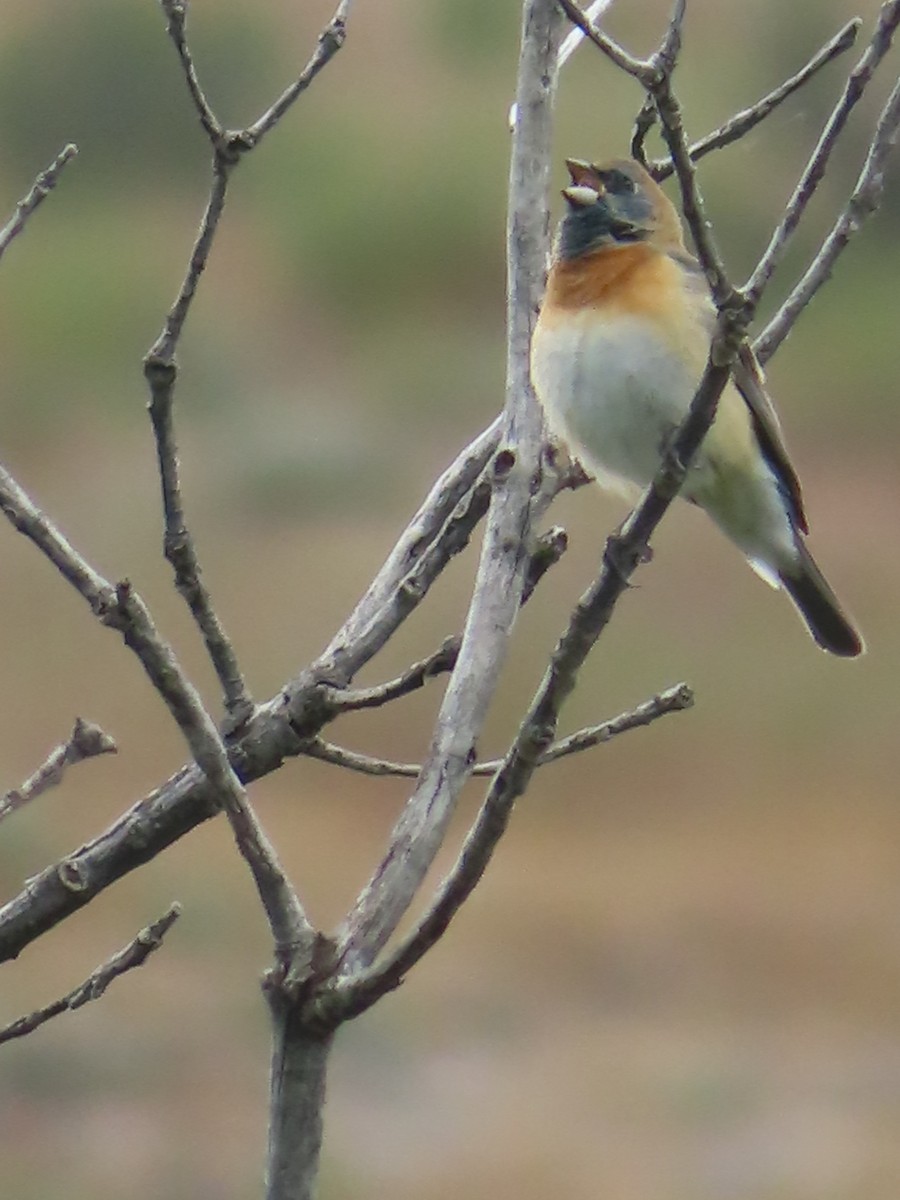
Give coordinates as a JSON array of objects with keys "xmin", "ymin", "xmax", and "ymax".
[{"xmin": 0, "ymin": 0, "xmax": 898, "ymax": 1196}]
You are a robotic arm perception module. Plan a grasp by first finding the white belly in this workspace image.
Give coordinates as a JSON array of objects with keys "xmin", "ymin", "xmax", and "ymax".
[
  {"xmin": 531, "ymin": 313, "xmax": 700, "ymax": 495},
  {"xmin": 530, "ymin": 310, "xmax": 799, "ymax": 578}
]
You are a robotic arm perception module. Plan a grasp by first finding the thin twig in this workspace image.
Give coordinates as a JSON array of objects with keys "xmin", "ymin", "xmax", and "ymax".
[
  {"xmin": 322, "ymin": 638, "xmax": 461, "ymax": 714},
  {"xmin": 146, "ymin": 167, "xmax": 230, "ymax": 365},
  {"xmin": 755, "ymin": 73, "xmax": 900, "ymax": 364},
  {"xmin": 0, "ymin": 903, "xmax": 181, "ymax": 1045},
  {"xmin": 153, "ymin": 5, "xmax": 353, "ymax": 355},
  {"xmin": 159, "ymin": 0, "xmax": 222, "ymax": 141},
  {"xmin": 160, "ymin": 0, "xmax": 351, "ymax": 151},
  {"xmin": 744, "ymin": 0, "xmax": 900, "ymax": 308},
  {"xmin": 652, "ymin": 21, "xmax": 744, "ymax": 307},
  {"xmin": 148, "ymin": 9, "xmax": 250, "ymax": 715},
  {"xmin": 0, "ymin": 718, "xmax": 116, "ymax": 824},
  {"xmin": 649, "ymin": 20, "xmax": 861, "ymax": 180},
  {"xmin": 303, "ymin": 683, "xmax": 693, "ymax": 781},
  {"xmin": 245, "ymin": 0, "xmax": 352, "ymax": 145},
  {"xmin": 630, "ymin": 96, "xmax": 657, "ymax": 165},
  {"xmin": 521, "ymin": 525, "xmax": 569, "ymax": 603},
  {"xmin": 144, "ymin": 34, "xmax": 249, "ymax": 716},
  {"xmin": 481, "ymin": 682, "xmax": 693, "ymax": 769},
  {"xmin": 556, "ymin": 0, "xmax": 646, "ymax": 77},
  {"xmin": 558, "ymin": 0, "xmax": 617, "ymax": 69},
  {"xmin": 0, "ymin": 144, "xmax": 78, "ymax": 262},
  {"xmin": 0, "ymin": 464, "xmax": 117, "ymax": 617},
  {"xmin": 303, "ymin": 740, "xmax": 419, "ymax": 777},
  {"xmin": 144, "ymin": 192, "xmax": 253, "ymax": 724}
]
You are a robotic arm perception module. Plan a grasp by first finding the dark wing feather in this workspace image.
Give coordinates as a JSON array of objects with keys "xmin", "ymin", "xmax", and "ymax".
[{"xmin": 733, "ymin": 343, "xmax": 808, "ymax": 534}]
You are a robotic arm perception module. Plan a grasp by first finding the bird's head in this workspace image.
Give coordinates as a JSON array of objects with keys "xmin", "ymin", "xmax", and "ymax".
[{"xmin": 556, "ymin": 158, "xmax": 684, "ymax": 260}]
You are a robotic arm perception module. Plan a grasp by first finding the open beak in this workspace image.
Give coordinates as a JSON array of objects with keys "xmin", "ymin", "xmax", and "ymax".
[
  {"xmin": 562, "ymin": 184, "xmax": 601, "ymax": 208},
  {"xmin": 565, "ymin": 158, "xmax": 603, "ymax": 189}
]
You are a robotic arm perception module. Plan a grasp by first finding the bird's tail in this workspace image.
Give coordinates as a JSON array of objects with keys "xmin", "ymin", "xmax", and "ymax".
[{"xmin": 779, "ymin": 541, "xmax": 864, "ymax": 658}]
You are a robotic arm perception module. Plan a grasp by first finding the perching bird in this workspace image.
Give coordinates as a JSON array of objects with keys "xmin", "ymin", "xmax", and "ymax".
[{"xmin": 530, "ymin": 157, "xmax": 863, "ymax": 657}]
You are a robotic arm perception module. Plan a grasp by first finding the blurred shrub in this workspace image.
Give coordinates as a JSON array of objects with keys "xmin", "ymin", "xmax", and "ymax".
[{"xmin": 0, "ymin": 1, "xmax": 278, "ymax": 184}]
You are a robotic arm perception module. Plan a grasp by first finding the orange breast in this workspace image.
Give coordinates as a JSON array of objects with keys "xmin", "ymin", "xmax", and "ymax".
[{"xmin": 542, "ymin": 242, "xmax": 684, "ymax": 323}]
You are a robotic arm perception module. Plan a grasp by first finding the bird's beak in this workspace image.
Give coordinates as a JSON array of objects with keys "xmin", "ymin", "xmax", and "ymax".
[
  {"xmin": 562, "ymin": 184, "xmax": 601, "ymax": 208},
  {"xmin": 565, "ymin": 158, "xmax": 603, "ymax": 190}
]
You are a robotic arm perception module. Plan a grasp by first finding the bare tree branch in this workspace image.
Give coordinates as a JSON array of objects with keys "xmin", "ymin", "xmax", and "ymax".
[
  {"xmin": 0, "ymin": 417, "xmax": 500, "ymax": 967},
  {"xmin": 0, "ymin": 719, "xmax": 116, "ymax": 824},
  {"xmin": 755, "ymin": 72, "xmax": 900, "ymax": 364},
  {"xmin": 331, "ymin": 0, "xmax": 565, "ymax": 979},
  {"xmin": 146, "ymin": 362, "xmax": 253, "ymax": 724},
  {"xmin": 302, "ymin": 740, "xmax": 421, "ymax": 777},
  {"xmin": 314, "ymin": 679, "xmax": 697, "ymax": 1022},
  {"xmin": 0, "ymin": 448, "xmax": 312, "ymax": 960},
  {"xmin": 146, "ymin": 235, "xmax": 253, "ymax": 725},
  {"xmin": 648, "ymin": 19, "xmax": 862, "ymax": 178},
  {"xmin": 744, "ymin": 0, "xmax": 900, "ymax": 308},
  {"xmin": 0, "ymin": 465, "xmax": 118, "ymax": 616},
  {"xmin": 148, "ymin": 24, "xmax": 258, "ymax": 722},
  {"xmin": 482, "ymin": 681, "xmax": 694, "ymax": 768},
  {"xmin": 561, "ymin": 0, "xmax": 735, "ymax": 304},
  {"xmin": 556, "ymin": 0, "xmax": 646, "ymax": 76},
  {"xmin": 246, "ymin": 0, "xmax": 352, "ymax": 145},
  {"xmin": 302, "ymin": 682, "xmax": 693, "ymax": 780},
  {"xmin": 0, "ymin": 903, "xmax": 181, "ymax": 1046},
  {"xmin": 146, "ymin": 169, "xmax": 230, "ymax": 366},
  {"xmin": 510, "ymin": 0, "xmax": 616, "ymax": 128},
  {"xmin": 557, "ymin": 0, "xmax": 617, "ymax": 69},
  {"xmin": 321, "ymin": 524, "xmax": 569, "ymax": 717},
  {"xmin": 146, "ymin": 0, "xmax": 355, "ymax": 728},
  {"xmin": 322, "ymin": 637, "xmax": 462, "ymax": 714},
  {"xmin": 159, "ymin": 0, "xmax": 351, "ymax": 152},
  {"xmin": 521, "ymin": 525, "xmax": 570, "ymax": 603},
  {"xmin": 306, "ymin": 417, "xmax": 501, "ymax": 691},
  {"xmin": 0, "ymin": 144, "xmax": 78, "ymax": 261},
  {"xmin": 321, "ymin": 336, "xmax": 737, "ymax": 1019},
  {"xmin": 648, "ymin": 14, "xmax": 736, "ymax": 307},
  {"xmin": 159, "ymin": 0, "xmax": 222, "ymax": 141},
  {"xmin": 630, "ymin": 96, "xmax": 658, "ymax": 165},
  {"xmin": 112, "ymin": 582, "xmax": 315, "ymax": 962}
]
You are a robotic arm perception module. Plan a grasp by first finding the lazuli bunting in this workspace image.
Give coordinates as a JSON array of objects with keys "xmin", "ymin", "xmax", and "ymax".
[{"xmin": 530, "ymin": 157, "xmax": 863, "ymax": 657}]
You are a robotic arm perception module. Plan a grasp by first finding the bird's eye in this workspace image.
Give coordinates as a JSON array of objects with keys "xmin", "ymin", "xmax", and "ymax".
[{"xmin": 602, "ymin": 169, "xmax": 635, "ymax": 195}]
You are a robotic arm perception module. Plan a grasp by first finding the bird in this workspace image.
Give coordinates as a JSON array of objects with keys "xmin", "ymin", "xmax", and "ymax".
[{"xmin": 530, "ymin": 156, "xmax": 863, "ymax": 657}]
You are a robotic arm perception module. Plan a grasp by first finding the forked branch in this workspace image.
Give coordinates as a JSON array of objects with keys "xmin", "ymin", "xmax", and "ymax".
[
  {"xmin": 647, "ymin": 19, "xmax": 861, "ymax": 177},
  {"xmin": 145, "ymin": 0, "xmax": 353, "ymax": 724}
]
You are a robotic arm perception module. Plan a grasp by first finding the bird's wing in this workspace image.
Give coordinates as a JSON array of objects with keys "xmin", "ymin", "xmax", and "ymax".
[
  {"xmin": 671, "ymin": 251, "xmax": 808, "ymax": 534},
  {"xmin": 733, "ymin": 343, "xmax": 808, "ymax": 535}
]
